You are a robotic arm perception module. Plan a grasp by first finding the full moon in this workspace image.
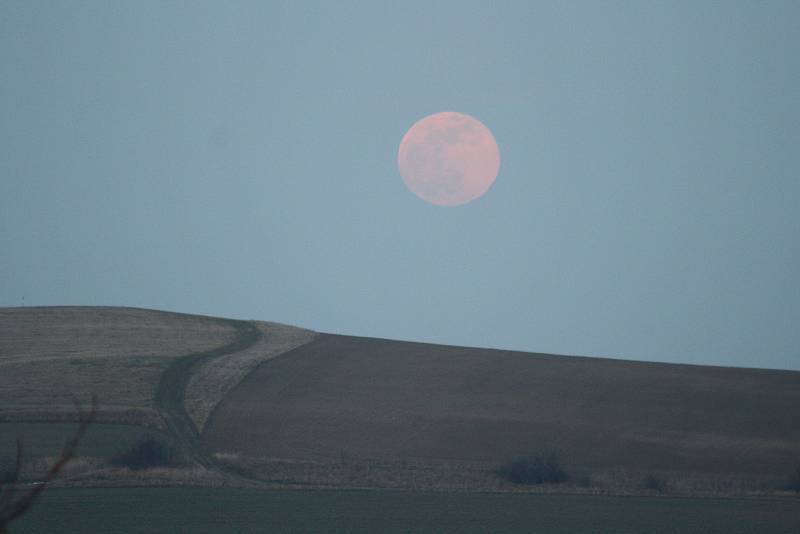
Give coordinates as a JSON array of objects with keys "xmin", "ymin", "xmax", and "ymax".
[{"xmin": 397, "ymin": 111, "xmax": 500, "ymax": 206}]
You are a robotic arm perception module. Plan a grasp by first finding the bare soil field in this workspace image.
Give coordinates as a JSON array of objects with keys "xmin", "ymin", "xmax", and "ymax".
[{"xmin": 204, "ymin": 334, "xmax": 800, "ymax": 495}]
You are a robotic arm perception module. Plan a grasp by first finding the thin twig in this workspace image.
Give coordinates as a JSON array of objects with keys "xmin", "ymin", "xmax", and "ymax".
[
  {"xmin": 0, "ymin": 395, "xmax": 97, "ymax": 529},
  {"xmin": 0, "ymin": 438, "xmax": 22, "ymax": 517}
]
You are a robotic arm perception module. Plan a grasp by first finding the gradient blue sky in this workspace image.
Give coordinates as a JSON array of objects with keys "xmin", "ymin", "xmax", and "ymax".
[{"xmin": 2, "ymin": 2, "xmax": 798, "ymax": 370}]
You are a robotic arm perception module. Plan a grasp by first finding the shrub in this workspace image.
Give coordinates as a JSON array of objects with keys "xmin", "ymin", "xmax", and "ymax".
[
  {"xmin": 110, "ymin": 438, "xmax": 176, "ymax": 471},
  {"xmin": 498, "ymin": 454, "xmax": 569, "ymax": 485},
  {"xmin": 787, "ymin": 466, "xmax": 800, "ymax": 493},
  {"xmin": 0, "ymin": 457, "xmax": 16, "ymax": 484},
  {"xmin": 642, "ymin": 473, "xmax": 668, "ymax": 493}
]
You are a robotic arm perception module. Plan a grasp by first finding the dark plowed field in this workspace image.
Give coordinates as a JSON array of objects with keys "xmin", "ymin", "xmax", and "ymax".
[{"xmin": 204, "ymin": 334, "xmax": 800, "ymax": 487}]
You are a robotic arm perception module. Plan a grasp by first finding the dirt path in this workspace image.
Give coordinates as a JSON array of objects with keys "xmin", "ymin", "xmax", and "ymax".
[{"xmin": 154, "ymin": 319, "xmax": 261, "ymax": 468}]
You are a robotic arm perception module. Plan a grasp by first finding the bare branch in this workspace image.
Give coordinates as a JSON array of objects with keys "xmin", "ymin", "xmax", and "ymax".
[
  {"xmin": 0, "ymin": 395, "xmax": 97, "ymax": 530},
  {"xmin": 0, "ymin": 439, "xmax": 24, "ymax": 517}
]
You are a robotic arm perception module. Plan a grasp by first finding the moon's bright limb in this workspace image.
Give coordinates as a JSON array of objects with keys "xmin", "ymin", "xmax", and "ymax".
[{"xmin": 397, "ymin": 111, "xmax": 500, "ymax": 206}]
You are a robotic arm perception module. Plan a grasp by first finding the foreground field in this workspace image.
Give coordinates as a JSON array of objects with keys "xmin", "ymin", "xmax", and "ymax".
[{"xmin": 12, "ymin": 488, "xmax": 800, "ymax": 534}]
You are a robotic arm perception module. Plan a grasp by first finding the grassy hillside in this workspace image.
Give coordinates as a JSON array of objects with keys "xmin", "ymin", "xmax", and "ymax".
[
  {"xmin": 204, "ymin": 334, "xmax": 800, "ymax": 494},
  {"xmin": 0, "ymin": 306, "xmax": 239, "ymax": 427},
  {"xmin": 0, "ymin": 306, "xmax": 313, "ymax": 487}
]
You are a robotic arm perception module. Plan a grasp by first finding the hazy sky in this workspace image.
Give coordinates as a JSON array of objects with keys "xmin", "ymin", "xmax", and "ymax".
[{"xmin": 2, "ymin": 2, "xmax": 799, "ymax": 370}]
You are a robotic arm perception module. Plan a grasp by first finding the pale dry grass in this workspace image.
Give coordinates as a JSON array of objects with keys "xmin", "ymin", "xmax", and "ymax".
[
  {"xmin": 0, "ymin": 307, "xmax": 237, "ymax": 362},
  {"xmin": 61, "ymin": 465, "xmax": 238, "ymax": 488},
  {"xmin": 184, "ymin": 321, "xmax": 316, "ymax": 431},
  {"xmin": 18, "ymin": 456, "xmax": 106, "ymax": 481},
  {"xmin": 18, "ymin": 455, "xmax": 237, "ymax": 489},
  {"xmin": 212, "ymin": 452, "xmax": 240, "ymax": 461},
  {"xmin": 0, "ymin": 407, "xmax": 164, "ymax": 429},
  {"xmin": 0, "ymin": 307, "xmax": 238, "ymax": 424},
  {"xmin": 210, "ymin": 453, "xmax": 792, "ymax": 497}
]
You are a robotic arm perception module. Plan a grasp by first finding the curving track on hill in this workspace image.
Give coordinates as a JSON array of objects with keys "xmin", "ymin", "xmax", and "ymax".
[{"xmin": 154, "ymin": 318, "xmax": 262, "ymax": 468}]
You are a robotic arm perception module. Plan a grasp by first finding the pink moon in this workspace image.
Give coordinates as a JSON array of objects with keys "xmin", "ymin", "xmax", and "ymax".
[{"xmin": 397, "ymin": 111, "xmax": 500, "ymax": 206}]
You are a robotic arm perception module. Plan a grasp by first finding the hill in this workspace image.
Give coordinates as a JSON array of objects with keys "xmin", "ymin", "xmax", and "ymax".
[
  {"xmin": 0, "ymin": 306, "xmax": 240, "ymax": 427},
  {"xmin": 1, "ymin": 306, "xmax": 799, "ymax": 496},
  {"xmin": 0, "ymin": 306, "xmax": 313, "ymax": 485},
  {"xmin": 204, "ymin": 334, "xmax": 800, "ymax": 494}
]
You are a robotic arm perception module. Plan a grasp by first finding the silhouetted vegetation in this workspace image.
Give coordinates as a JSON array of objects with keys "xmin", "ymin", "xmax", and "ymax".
[
  {"xmin": 110, "ymin": 437, "xmax": 176, "ymax": 471},
  {"xmin": 0, "ymin": 396, "xmax": 96, "ymax": 533},
  {"xmin": 642, "ymin": 473, "xmax": 668, "ymax": 493},
  {"xmin": 498, "ymin": 454, "xmax": 568, "ymax": 485},
  {"xmin": 786, "ymin": 465, "xmax": 800, "ymax": 493},
  {"xmin": 0, "ymin": 458, "xmax": 15, "ymax": 485}
]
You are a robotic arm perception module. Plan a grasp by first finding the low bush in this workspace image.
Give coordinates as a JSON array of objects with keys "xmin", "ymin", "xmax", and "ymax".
[
  {"xmin": 498, "ymin": 454, "xmax": 569, "ymax": 485},
  {"xmin": 0, "ymin": 457, "xmax": 16, "ymax": 484},
  {"xmin": 642, "ymin": 473, "xmax": 668, "ymax": 493},
  {"xmin": 787, "ymin": 466, "xmax": 800, "ymax": 493},
  {"xmin": 110, "ymin": 437, "xmax": 176, "ymax": 471}
]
